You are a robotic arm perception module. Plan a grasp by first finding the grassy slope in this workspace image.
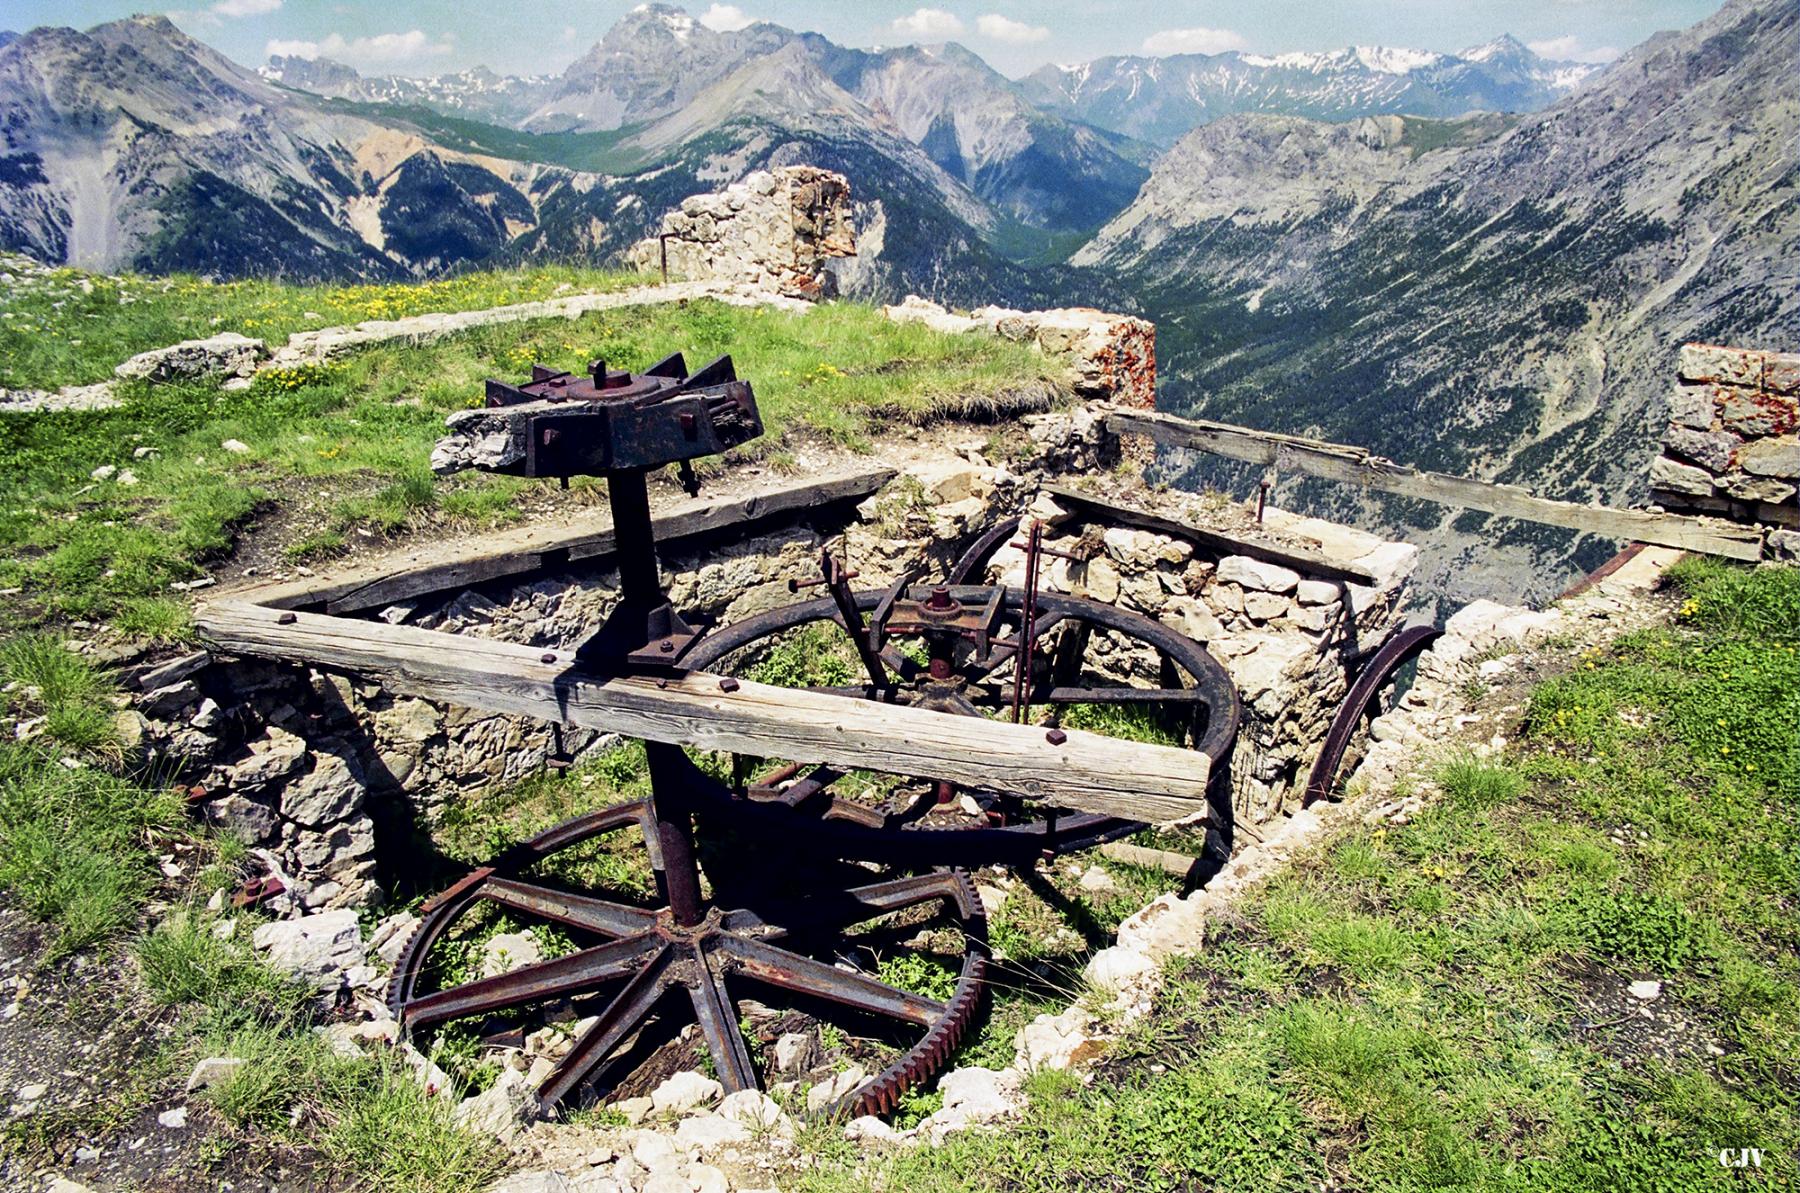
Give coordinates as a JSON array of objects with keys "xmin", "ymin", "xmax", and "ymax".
[
  {"xmin": 0, "ymin": 259, "xmax": 646, "ymax": 392},
  {"xmin": 0, "ymin": 267, "xmax": 1052, "ymax": 631},
  {"xmin": 807, "ymin": 558, "xmax": 1800, "ymax": 1191}
]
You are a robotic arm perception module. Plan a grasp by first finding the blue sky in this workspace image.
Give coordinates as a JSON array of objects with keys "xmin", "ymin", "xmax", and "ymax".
[{"xmin": 4, "ymin": 1, "xmax": 1726, "ymax": 79}]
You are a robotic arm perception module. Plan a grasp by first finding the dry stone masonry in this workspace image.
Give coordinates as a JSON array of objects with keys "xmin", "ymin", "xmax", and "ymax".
[
  {"xmin": 1651, "ymin": 342, "xmax": 1799, "ymax": 559},
  {"xmin": 629, "ymin": 166, "xmax": 856, "ymax": 300},
  {"xmin": 978, "ymin": 486, "xmax": 1413, "ymax": 834},
  {"xmin": 884, "ymin": 296, "xmax": 1157, "ymax": 409}
]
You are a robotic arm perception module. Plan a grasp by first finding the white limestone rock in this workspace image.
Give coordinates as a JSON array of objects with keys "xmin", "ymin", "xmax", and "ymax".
[
  {"xmin": 455, "ymin": 1067, "xmax": 537, "ymax": 1142},
  {"xmin": 251, "ymin": 909, "xmax": 364, "ymax": 992},
  {"xmin": 650, "ymin": 1070, "xmax": 723, "ymax": 1116},
  {"xmin": 480, "ymin": 931, "xmax": 544, "ymax": 979},
  {"xmin": 1216, "ymin": 555, "xmax": 1300, "ymax": 593},
  {"xmin": 1015, "ymin": 1005, "xmax": 1101, "ymax": 1072}
]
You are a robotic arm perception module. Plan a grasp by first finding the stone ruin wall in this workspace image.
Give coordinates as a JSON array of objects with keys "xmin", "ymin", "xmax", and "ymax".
[
  {"xmin": 627, "ymin": 166, "xmax": 855, "ymax": 300},
  {"xmin": 1651, "ymin": 342, "xmax": 1799, "ymax": 560},
  {"xmin": 884, "ymin": 295, "xmax": 1157, "ymax": 410}
]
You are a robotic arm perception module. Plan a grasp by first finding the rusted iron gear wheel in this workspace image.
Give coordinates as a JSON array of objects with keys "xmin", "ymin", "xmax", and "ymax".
[
  {"xmin": 385, "ymin": 799, "xmax": 988, "ymax": 1120},
  {"xmin": 685, "ymin": 583, "xmax": 1241, "ymax": 857}
]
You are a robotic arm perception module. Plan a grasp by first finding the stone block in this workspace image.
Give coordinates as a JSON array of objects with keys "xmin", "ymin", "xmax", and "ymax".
[
  {"xmin": 1717, "ymin": 389, "xmax": 1788, "ymax": 437},
  {"xmin": 1648, "ymin": 455, "xmax": 1716, "ymax": 497},
  {"xmin": 1766, "ymin": 352, "xmax": 1800, "ymax": 396},
  {"xmin": 251, "ymin": 909, "xmax": 364, "ymax": 991},
  {"xmin": 1662, "ymin": 426, "xmax": 1739, "ymax": 472},
  {"xmin": 280, "ymin": 749, "xmax": 368, "ymax": 827},
  {"xmin": 1719, "ymin": 473, "xmax": 1796, "ymax": 504},
  {"xmin": 1739, "ymin": 436, "xmax": 1800, "ymax": 480},
  {"xmin": 1216, "ymin": 555, "xmax": 1300, "ymax": 593},
  {"xmin": 1667, "ymin": 383, "xmax": 1715, "ymax": 430},
  {"xmin": 1243, "ymin": 591, "xmax": 1289, "ymax": 621},
  {"xmin": 1295, "ymin": 579, "xmax": 1341, "ymax": 606},
  {"xmin": 205, "ymin": 794, "xmax": 278, "ymax": 844},
  {"xmin": 1679, "ymin": 343, "xmax": 1764, "ymax": 387}
]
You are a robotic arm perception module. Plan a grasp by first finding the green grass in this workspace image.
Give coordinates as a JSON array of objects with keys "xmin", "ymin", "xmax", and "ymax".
[
  {"xmin": 807, "ymin": 562, "xmax": 1800, "ymax": 1191},
  {"xmin": 1, "ymin": 267, "xmax": 1051, "ymax": 631},
  {"xmin": 0, "ymin": 638, "xmax": 186, "ymax": 956},
  {"xmin": 0, "ymin": 259, "xmax": 643, "ymax": 390},
  {"xmin": 0, "ymin": 632, "xmax": 508, "ymax": 1190}
]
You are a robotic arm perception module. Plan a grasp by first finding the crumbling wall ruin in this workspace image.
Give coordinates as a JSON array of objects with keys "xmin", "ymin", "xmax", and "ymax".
[
  {"xmin": 884, "ymin": 296, "xmax": 1157, "ymax": 409},
  {"xmin": 628, "ymin": 167, "xmax": 855, "ymax": 300},
  {"xmin": 1651, "ymin": 342, "xmax": 1799, "ymax": 559}
]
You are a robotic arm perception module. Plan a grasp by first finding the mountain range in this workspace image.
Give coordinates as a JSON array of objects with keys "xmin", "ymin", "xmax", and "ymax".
[
  {"xmin": 1086, "ymin": 0, "xmax": 1797, "ymax": 602},
  {"xmin": 1, "ymin": 2, "xmax": 1793, "ymax": 602}
]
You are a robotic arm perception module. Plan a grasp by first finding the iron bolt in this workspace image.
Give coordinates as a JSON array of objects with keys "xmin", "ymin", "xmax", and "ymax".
[
  {"xmin": 1045, "ymin": 728, "xmax": 1068, "ymax": 745},
  {"xmin": 719, "ymin": 677, "xmax": 740, "ymax": 692},
  {"xmin": 660, "ymin": 639, "xmax": 674, "ymax": 653},
  {"xmin": 276, "ymin": 611, "xmax": 297, "ymax": 624},
  {"xmin": 541, "ymin": 652, "xmax": 557, "ymax": 664}
]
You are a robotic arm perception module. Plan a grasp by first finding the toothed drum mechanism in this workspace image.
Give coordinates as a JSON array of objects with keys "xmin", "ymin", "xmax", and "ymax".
[{"xmin": 387, "ymin": 350, "xmax": 1241, "ymax": 1120}]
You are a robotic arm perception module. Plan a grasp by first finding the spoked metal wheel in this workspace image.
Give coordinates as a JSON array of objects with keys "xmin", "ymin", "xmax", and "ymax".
[
  {"xmin": 386, "ymin": 782, "xmax": 989, "ymax": 1119},
  {"xmin": 686, "ymin": 582, "xmax": 1241, "ymax": 860}
]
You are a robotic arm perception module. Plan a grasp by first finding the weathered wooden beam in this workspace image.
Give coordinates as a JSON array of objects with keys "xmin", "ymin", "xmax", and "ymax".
[
  {"xmin": 195, "ymin": 600, "xmax": 1212, "ymax": 824},
  {"xmin": 237, "ymin": 467, "xmax": 895, "ymax": 614},
  {"xmin": 1042, "ymin": 482, "xmax": 1379, "ymax": 586},
  {"xmin": 1109, "ymin": 410, "xmax": 1766, "ymax": 561}
]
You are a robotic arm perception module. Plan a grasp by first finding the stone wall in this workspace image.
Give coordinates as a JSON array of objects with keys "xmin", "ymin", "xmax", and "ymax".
[
  {"xmin": 1650, "ymin": 342, "xmax": 1799, "ymax": 558},
  {"xmin": 884, "ymin": 296, "xmax": 1157, "ymax": 409},
  {"xmin": 976, "ymin": 486, "xmax": 1414, "ymax": 835},
  {"xmin": 628, "ymin": 167, "xmax": 855, "ymax": 300}
]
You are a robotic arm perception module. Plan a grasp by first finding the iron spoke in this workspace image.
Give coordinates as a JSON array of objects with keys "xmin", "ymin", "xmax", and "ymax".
[
  {"xmin": 718, "ymin": 935, "xmax": 945, "ymax": 1027},
  {"xmin": 1043, "ymin": 685, "xmax": 1205, "ymax": 704},
  {"xmin": 536, "ymin": 946, "xmax": 674, "ymax": 1109},
  {"xmin": 962, "ymin": 612, "xmax": 1067, "ymax": 683},
  {"xmin": 404, "ymin": 933, "xmax": 660, "ymax": 1030},
  {"xmin": 765, "ymin": 872, "xmax": 968, "ymax": 935},
  {"xmin": 689, "ymin": 941, "xmax": 758, "ymax": 1094},
  {"xmin": 480, "ymin": 877, "xmax": 660, "ymax": 938}
]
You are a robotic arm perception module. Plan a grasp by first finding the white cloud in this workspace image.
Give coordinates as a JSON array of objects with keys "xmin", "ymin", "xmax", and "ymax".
[
  {"xmin": 212, "ymin": 0, "xmax": 282, "ymax": 16},
  {"xmin": 263, "ymin": 29, "xmax": 455, "ymax": 68},
  {"xmin": 1141, "ymin": 26, "xmax": 1249, "ymax": 56},
  {"xmin": 892, "ymin": 8, "xmax": 965, "ymax": 39},
  {"xmin": 976, "ymin": 14, "xmax": 1048, "ymax": 44},
  {"xmin": 699, "ymin": 4, "xmax": 756, "ymax": 32},
  {"xmin": 1526, "ymin": 35, "xmax": 1620, "ymax": 64}
]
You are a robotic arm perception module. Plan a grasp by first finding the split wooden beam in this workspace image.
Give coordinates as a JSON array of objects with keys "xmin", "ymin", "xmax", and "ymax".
[
  {"xmin": 195, "ymin": 600, "xmax": 1213, "ymax": 824},
  {"xmin": 1109, "ymin": 410, "xmax": 1765, "ymax": 561},
  {"xmin": 239, "ymin": 467, "xmax": 895, "ymax": 615},
  {"xmin": 1042, "ymin": 482, "xmax": 1379, "ymax": 586}
]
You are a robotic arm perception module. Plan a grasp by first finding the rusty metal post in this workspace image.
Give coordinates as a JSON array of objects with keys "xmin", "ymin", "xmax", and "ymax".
[{"xmin": 646, "ymin": 742, "xmax": 705, "ymax": 926}]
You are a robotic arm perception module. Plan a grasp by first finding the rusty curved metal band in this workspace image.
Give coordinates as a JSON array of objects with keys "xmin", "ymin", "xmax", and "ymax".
[
  {"xmin": 946, "ymin": 515, "xmax": 1022, "ymax": 584},
  {"xmin": 1301, "ymin": 623, "xmax": 1444, "ymax": 808}
]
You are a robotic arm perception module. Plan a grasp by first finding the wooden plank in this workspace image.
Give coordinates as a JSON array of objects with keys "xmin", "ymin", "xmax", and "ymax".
[
  {"xmin": 1109, "ymin": 410, "xmax": 1765, "ymax": 561},
  {"xmin": 1042, "ymin": 482, "xmax": 1379, "ymax": 586},
  {"xmin": 195, "ymin": 600, "xmax": 1212, "ymax": 824},
  {"xmin": 236, "ymin": 468, "xmax": 895, "ymax": 614}
]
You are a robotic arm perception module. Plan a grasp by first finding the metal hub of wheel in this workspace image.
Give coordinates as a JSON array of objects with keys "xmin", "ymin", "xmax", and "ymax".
[{"xmin": 387, "ymin": 786, "xmax": 989, "ymax": 1119}]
